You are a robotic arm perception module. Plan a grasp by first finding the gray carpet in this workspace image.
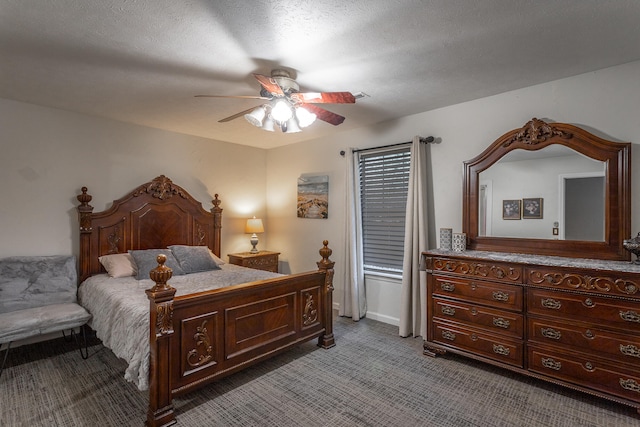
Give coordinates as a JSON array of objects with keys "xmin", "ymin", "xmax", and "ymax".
[{"xmin": 1, "ymin": 316, "xmax": 637, "ymax": 426}]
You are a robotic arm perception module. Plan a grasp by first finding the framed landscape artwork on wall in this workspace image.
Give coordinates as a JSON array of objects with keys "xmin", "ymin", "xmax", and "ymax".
[{"xmin": 297, "ymin": 175, "xmax": 329, "ymax": 219}]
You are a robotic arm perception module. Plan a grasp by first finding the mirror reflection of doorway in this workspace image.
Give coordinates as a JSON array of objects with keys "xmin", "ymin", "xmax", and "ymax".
[
  {"xmin": 559, "ymin": 174, "xmax": 605, "ymax": 241},
  {"xmin": 479, "ymin": 181, "xmax": 492, "ymax": 236}
]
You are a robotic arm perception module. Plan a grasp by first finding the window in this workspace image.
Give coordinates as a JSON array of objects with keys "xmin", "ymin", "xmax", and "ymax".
[{"xmin": 358, "ymin": 146, "xmax": 411, "ymax": 274}]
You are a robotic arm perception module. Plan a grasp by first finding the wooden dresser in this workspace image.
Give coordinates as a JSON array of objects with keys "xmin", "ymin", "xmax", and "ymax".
[
  {"xmin": 423, "ymin": 249, "xmax": 640, "ymax": 414},
  {"xmin": 228, "ymin": 251, "xmax": 280, "ymax": 272}
]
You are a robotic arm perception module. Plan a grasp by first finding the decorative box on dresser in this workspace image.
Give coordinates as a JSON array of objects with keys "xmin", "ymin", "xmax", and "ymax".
[
  {"xmin": 228, "ymin": 251, "xmax": 280, "ymax": 272},
  {"xmin": 423, "ymin": 249, "xmax": 640, "ymax": 414}
]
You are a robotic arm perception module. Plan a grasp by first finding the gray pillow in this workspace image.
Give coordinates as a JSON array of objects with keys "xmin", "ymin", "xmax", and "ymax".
[
  {"xmin": 129, "ymin": 249, "xmax": 185, "ymax": 280},
  {"xmin": 169, "ymin": 245, "xmax": 221, "ymax": 274}
]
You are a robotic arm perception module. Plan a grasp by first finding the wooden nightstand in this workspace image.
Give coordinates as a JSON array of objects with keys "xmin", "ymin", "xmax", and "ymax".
[{"xmin": 227, "ymin": 251, "xmax": 280, "ymax": 273}]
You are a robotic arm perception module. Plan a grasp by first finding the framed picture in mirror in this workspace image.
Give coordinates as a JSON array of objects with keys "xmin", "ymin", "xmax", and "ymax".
[
  {"xmin": 502, "ymin": 199, "xmax": 521, "ymax": 220},
  {"xmin": 522, "ymin": 197, "xmax": 543, "ymax": 219}
]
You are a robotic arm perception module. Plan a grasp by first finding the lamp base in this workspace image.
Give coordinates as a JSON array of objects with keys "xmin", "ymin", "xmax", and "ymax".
[{"xmin": 250, "ymin": 234, "xmax": 259, "ymax": 253}]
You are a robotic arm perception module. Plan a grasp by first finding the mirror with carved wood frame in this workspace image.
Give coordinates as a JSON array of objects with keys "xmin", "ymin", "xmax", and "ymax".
[{"xmin": 462, "ymin": 118, "xmax": 631, "ymax": 261}]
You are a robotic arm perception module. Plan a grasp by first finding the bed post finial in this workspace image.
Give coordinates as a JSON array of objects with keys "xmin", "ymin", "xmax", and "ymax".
[
  {"xmin": 317, "ymin": 240, "xmax": 336, "ymax": 349},
  {"xmin": 317, "ymin": 240, "xmax": 334, "ymax": 271},
  {"xmin": 77, "ymin": 187, "xmax": 95, "ymax": 284},
  {"xmin": 145, "ymin": 254, "xmax": 177, "ymax": 427},
  {"xmin": 211, "ymin": 194, "xmax": 223, "ymax": 256}
]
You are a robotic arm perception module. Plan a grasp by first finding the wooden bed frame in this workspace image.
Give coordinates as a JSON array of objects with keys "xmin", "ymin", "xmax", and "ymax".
[{"xmin": 76, "ymin": 175, "xmax": 335, "ymax": 426}]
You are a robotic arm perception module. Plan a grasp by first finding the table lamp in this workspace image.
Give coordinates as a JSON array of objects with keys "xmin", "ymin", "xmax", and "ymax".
[{"xmin": 245, "ymin": 217, "xmax": 264, "ymax": 253}]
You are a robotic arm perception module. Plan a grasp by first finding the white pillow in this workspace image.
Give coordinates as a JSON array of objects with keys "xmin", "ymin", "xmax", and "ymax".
[{"xmin": 98, "ymin": 253, "xmax": 137, "ymax": 278}]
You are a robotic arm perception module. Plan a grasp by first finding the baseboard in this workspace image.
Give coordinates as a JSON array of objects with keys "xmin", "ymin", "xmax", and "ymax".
[
  {"xmin": 364, "ymin": 311, "xmax": 399, "ymax": 326},
  {"xmin": 332, "ymin": 302, "xmax": 399, "ymax": 326}
]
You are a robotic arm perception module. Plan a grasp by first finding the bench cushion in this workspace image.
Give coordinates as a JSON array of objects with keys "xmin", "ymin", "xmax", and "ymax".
[
  {"xmin": 0, "ymin": 255, "xmax": 77, "ymax": 314},
  {"xmin": 0, "ymin": 303, "xmax": 91, "ymax": 344}
]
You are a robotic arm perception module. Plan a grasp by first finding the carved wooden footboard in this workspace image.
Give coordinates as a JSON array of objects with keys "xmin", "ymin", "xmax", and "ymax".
[{"xmin": 146, "ymin": 244, "xmax": 335, "ymax": 426}]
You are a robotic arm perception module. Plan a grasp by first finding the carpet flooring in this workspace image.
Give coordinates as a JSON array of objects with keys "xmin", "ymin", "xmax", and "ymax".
[{"xmin": 1, "ymin": 316, "xmax": 638, "ymax": 426}]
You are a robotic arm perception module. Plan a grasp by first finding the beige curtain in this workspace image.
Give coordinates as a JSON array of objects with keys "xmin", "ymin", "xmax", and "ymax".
[
  {"xmin": 339, "ymin": 148, "xmax": 366, "ymax": 320},
  {"xmin": 399, "ymin": 136, "xmax": 429, "ymax": 337}
]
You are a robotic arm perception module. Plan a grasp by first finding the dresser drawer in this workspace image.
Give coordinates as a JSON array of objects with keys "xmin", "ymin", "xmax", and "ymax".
[
  {"xmin": 242, "ymin": 254, "xmax": 278, "ymax": 270},
  {"xmin": 431, "ymin": 257, "xmax": 523, "ymax": 284},
  {"xmin": 432, "ymin": 275, "xmax": 523, "ymax": 311},
  {"xmin": 527, "ymin": 289, "xmax": 640, "ymax": 331},
  {"xmin": 529, "ymin": 346, "xmax": 640, "ymax": 404},
  {"xmin": 433, "ymin": 297, "xmax": 523, "ymax": 339},
  {"xmin": 528, "ymin": 317, "xmax": 640, "ymax": 365},
  {"xmin": 432, "ymin": 321, "xmax": 523, "ymax": 367},
  {"xmin": 228, "ymin": 252, "xmax": 280, "ymax": 272},
  {"xmin": 526, "ymin": 266, "xmax": 640, "ymax": 298}
]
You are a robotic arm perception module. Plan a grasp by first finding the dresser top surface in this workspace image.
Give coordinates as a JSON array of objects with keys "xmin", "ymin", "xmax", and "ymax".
[{"xmin": 423, "ymin": 249, "xmax": 640, "ymax": 274}]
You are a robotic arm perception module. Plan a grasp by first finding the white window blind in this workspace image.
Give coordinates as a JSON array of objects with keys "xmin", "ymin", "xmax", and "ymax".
[{"xmin": 358, "ymin": 146, "xmax": 411, "ymax": 274}]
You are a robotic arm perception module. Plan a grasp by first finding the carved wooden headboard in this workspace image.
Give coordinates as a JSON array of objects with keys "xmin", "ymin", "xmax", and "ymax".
[{"xmin": 76, "ymin": 175, "xmax": 222, "ymax": 283}]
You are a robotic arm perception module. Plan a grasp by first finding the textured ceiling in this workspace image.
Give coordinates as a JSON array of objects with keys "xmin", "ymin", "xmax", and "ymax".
[{"xmin": 2, "ymin": 1, "xmax": 640, "ymax": 149}]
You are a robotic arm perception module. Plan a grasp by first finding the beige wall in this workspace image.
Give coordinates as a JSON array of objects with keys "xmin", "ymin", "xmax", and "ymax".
[
  {"xmin": 266, "ymin": 60, "xmax": 640, "ymax": 323},
  {"xmin": 0, "ymin": 98, "xmax": 270, "ymax": 259}
]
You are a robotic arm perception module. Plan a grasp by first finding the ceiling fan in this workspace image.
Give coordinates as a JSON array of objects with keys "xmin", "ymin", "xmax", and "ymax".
[{"xmin": 195, "ymin": 69, "xmax": 357, "ymax": 133}]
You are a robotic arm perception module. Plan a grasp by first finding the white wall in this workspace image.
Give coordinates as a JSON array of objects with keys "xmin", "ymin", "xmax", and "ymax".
[
  {"xmin": 0, "ymin": 98, "xmax": 270, "ymax": 259},
  {"xmin": 266, "ymin": 60, "xmax": 640, "ymax": 325},
  {"xmin": 3, "ymin": 60, "xmax": 640, "ymax": 327}
]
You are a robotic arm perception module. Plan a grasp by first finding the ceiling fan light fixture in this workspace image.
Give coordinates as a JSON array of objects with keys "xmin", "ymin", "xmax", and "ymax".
[
  {"xmin": 283, "ymin": 117, "xmax": 301, "ymax": 133},
  {"xmin": 271, "ymin": 99, "xmax": 293, "ymax": 123},
  {"xmin": 295, "ymin": 106, "xmax": 317, "ymax": 128},
  {"xmin": 262, "ymin": 115, "xmax": 275, "ymax": 132},
  {"xmin": 244, "ymin": 106, "xmax": 266, "ymax": 127}
]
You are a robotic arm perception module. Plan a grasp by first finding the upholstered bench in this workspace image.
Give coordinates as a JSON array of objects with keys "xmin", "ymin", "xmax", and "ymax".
[{"xmin": 0, "ymin": 255, "xmax": 91, "ymax": 377}]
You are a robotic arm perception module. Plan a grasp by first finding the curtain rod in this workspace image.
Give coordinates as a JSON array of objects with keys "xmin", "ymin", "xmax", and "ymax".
[{"xmin": 340, "ymin": 136, "xmax": 435, "ymax": 156}]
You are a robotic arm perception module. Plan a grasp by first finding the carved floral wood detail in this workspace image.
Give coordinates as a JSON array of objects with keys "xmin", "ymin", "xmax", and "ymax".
[
  {"xmin": 187, "ymin": 320, "xmax": 213, "ymax": 368},
  {"xmin": 107, "ymin": 226, "xmax": 121, "ymax": 254},
  {"xmin": 432, "ymin": 258, "xmax": 521, "ymax": 282},
  {"xmin": 528, "ymin": 270, "xmax": 639, "ymax": 296},
  {"xmin": 133, "ymin": 175, "xmax": 188, "ymax": 200},
  {"xmin": 303, "ymin": 293, "xmax": 318, "ymax": 326},
  {"xmin": 503, "ymin": 118, "xmax": 573, "ymax": 147},
  {"xmin": 155, "ymin": 302, "xmax": 174, "ymax": 336}
]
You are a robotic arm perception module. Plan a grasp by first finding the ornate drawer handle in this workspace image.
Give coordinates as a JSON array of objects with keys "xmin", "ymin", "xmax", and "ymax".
[
  {"xmin": 470, "ymin": 308, "xmax": 478, "ymax": 315},
  {"xmin": 492, "ymin": 291, "xmax": 509, "ymax": 302},
  {"xmin": 493, "ymin": 344, "xmax": 510, "ymax": 356},
  {"xmin": 542, "ymin": 357, "xmax": 562, "ymax": 371},
  {"xmin": 440, "ymin": 282, "xmax": 455, "ymax": 292},
  {"xmin": 441, "ymin": 330, "xmax": 456, "ymax": 341},
  {"xmin": 441, "ymin": 305, "xmax": 456, "ymax": 316},
  {"xmin": 619, "ymin": 378, "xmax": 640, "ymax": 393},
  {"xmin": 620, "ymin": 344, "xmax": 640, "ymax": 358},
  {"xmin": 471, "ymin": 334, "xmax": 478, "ymax": 341},
  {"xmin": 541, "ymin": 298, "xmax": 561, "ymax": 310},
  {"xmin": 620, "ymin": 310, "xmax": 640, "ymax": 323},
  {"xmin": 584, "ymin": 362, "xmax": 594, "ymax": 370},
  {"xmin": 493, "ymin": 317, "xmax": 511, "ymax": 329},
  {"xmin": 584, "ymin": 298, "xmax": 594, "ymax": 307},
  {"xmin": 541, "ymin": 327, "xmax": 561, "ymax": 340},
  {"xmin": 584, "ymin": 329, "xmax": 594, "ymax": 339}
]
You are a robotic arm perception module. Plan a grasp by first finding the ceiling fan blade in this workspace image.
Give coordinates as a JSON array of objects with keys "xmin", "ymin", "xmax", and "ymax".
[
  {"xmin": 253, "ymin": 73, "xmax": 284, "ymax": 95},
  {"xmin": 302, "ymin": 104, "xmax": 346, "ymax": 126},
  {"xmin": 218, "ymin": 106, "xmax": 260, "ymax": 123},
  {"xmin": 195, "ymin": 95, "xmax": 269, "ymax": 100},
  {"xmin": 291, "ymin": 92, "xmax": 356, "ymax": 104}
]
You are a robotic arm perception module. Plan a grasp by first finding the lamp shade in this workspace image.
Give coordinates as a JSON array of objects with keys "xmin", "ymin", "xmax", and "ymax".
[
  {"xmin": 245, "ymin": 217, "xmax": 264, "ymax": 234},
  {"xmin": 244, "ymin": 106, "xmax": 266, "ymax": 127},
  {"xmin": 271, "ymin": 99, "xmax": 293, "ymax": 122}
]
